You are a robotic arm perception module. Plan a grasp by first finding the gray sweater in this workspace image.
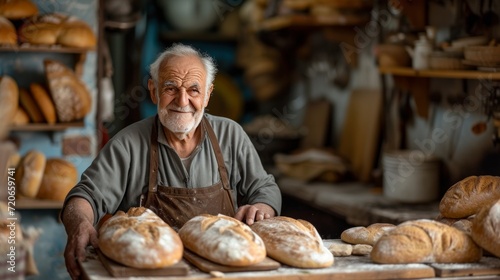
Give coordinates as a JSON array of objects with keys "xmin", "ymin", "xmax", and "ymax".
[{"xmin": 64, "ymin": 114, "xmax": 282, "ymax": 225}]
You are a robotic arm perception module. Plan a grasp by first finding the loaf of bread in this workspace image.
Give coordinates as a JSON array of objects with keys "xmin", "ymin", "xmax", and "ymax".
[
  {"xmin": 12, "ymin": 107, "xmax": 30, "ymax": 125},
  {"xmin": 30, "ymin": 83, "xmax": 56, "ymax": 124},
  {"xmin": 19, "ymin": 13, "xmax": 96, "ymax": 48},
  {"xmin": 250, "ymin": 216, "xmax": 334, "ymax": 268},
  {"xmin": 0, "ymin": 16, "xmax": 16, "ymax": 45},
  {"xmin": 19, "ymin": 88, "xmax": 44, "ymax": 123},
  {"xmin": 56, "ymin": 16, "xmax": 96, "ymax": 48},
  {"xmin": 44, "ymin": 59, "xmax": 92, "ymax": 122},
  {"xmin": 328, "ymin": 240, "xmax": 353, "ymax": 257},
  {"xmin": 371, "ymin": 219, "xmax": 482, "ymax": 264},
  {"xmin": 0, "ymin": 75, "xmax": 18, "ymax": 139},
  {"xmin": 98, "ymin": 207, "xmax": 183, "ymax": 269},
  {"xmin": 178, "ymin": 214, "xmax": 266, "ymax": 267},
  {"xmin": 440, "ymin": 175, "xmax": 500, "ymax": 218},
  {"xmin": 0, "ymin": 0, "xmax": 38, "ymax": 20},
  {"xmin": 471, "ymin": 198, "xmax": 500, "ymax": 258},
  {"xmin": 341, "ymin": 223, "xmax": 395, "ymax": 246},
  {"xmin": 36, "ymin": 158, "xmax": 77, "ymax": 201},
  {"xmin": 14, "ymin": 150, "xmax": 46, "ymax": 198}
]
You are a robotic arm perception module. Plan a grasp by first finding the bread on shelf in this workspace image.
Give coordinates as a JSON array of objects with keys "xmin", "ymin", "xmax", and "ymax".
[
  {"xmin": 0, "ymin": 0, "xmax": 38, "ymax": 20},
  {"xmin": 29, "ymin": 83, "xmax": 57, "ymax": 124},
  {"xmin": 36, "ymin": 158, "xmax": 77, "ymax": 201},
  {"xmin": 14, "ymin": 150, "xmax": 46, "ymax": 198},
  {"xmin": 44, "ymin": 59, "xmax": 92, "ymax": 122},
  {"xmin": 0, "ymin": 16, "xmax": 16, "ymax": 45},
  {"xmin": 0, "ymin": 75, "xmax": 18, "ymax": 138}
]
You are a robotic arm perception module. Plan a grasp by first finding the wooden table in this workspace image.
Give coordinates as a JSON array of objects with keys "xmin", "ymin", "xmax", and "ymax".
[{"xmin": 79, "ymin": 240, "xmax": 500, "ymax": 280}]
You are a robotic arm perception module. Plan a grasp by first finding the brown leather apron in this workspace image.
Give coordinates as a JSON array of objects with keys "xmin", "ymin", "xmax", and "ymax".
[{"xmin": 142, "ymin": 116, "xmax": 236, "ymax": 229}]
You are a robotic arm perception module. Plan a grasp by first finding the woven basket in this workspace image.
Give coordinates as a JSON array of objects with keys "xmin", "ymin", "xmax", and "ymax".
[{"xmin": 464, "ymin": 46, "xmax": 500, "ymax": 64}]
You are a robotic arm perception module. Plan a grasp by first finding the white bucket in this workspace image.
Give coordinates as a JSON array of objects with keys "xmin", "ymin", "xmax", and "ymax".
[{"xmin": 382, "ymin": 150, "xmax": 440, "ymax": 203}]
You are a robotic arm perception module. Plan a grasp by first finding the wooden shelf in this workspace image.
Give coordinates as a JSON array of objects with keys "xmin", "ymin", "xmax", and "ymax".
[
  {"xmin": 16, "ymin": 197, "xmax": 63, "ymax": 209},
  {"xmin": 160, "ymin": 31, "xmax": 237, "ymax": 43},
  {"xmin": 10, "ymin": 122, "xmax": 85, "ymax": 132},
  {"xmin": 379, "ymin": 67, "xmax": 500, "ymax": 80},
  {"xmin": 257, "ymin": 14, "xmax": 370, "ymax": 31},
  {"xmin": 0, "ymin": 45, "xmax": 94, "ymax": 53}
]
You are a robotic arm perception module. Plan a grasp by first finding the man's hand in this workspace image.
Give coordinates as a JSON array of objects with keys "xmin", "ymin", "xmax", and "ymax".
[
  {"xmin": 234, "ymin": 203, "xmax": 275, "ymax": 225},
  {"xmin": 62, "ymin": 198, "xmax": 98, "ymax": 280}
]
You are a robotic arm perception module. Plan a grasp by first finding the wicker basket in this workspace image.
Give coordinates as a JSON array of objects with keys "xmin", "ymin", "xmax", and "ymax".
[
  {"xmin": 429, "ymin": 56, "xmax": 469, "ymax": 70},
  {"xmin": 464, "ymin": 46, "xmax": 500, "ymax": 64}
]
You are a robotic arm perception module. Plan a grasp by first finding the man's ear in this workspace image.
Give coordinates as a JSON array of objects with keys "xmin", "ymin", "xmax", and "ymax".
[
  {"xmin": 204, "ymin": 84, "xmax": 214, "ymax": 107},
  {"xmin": 148, "ymin": 79, "xmax": 158, "ymax": 104}
]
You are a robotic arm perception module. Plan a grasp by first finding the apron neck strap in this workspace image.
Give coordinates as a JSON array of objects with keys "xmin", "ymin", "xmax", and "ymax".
[
  {"xmin": 202, "ymin": 117, "xmax": 231, "ymax": 190},
  {"xmin": 148, "ymin": 115, "xmax": 160, "ymax": 192}
]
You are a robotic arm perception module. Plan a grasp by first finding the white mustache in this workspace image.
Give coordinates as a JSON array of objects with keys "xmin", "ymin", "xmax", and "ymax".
[{"xmin": 167, "ymin": 105, "xmax": 195, "ymax": 113}]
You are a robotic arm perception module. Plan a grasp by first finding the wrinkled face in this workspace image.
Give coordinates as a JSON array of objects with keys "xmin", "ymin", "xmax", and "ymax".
[{"xmin": 148, "ymin": 55, "xmax": 213, "ymax": 138}]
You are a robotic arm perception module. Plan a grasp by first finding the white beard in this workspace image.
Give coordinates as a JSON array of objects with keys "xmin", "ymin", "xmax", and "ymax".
[{"xmin": 158, "ymin": 104, "xmax": 204, "ymax": 140}]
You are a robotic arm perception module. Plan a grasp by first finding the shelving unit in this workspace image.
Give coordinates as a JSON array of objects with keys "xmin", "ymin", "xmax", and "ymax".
[
  {"xmin": 379, "ymin": 67, "xmax": 500, "ymax": 119},
  {"xmin": 16, "ymin": 197, "xmax": 63, "ymax": 209},
  {"xmin": 10, "ymin": 122, "xmax": 85, "ymax": 132}
]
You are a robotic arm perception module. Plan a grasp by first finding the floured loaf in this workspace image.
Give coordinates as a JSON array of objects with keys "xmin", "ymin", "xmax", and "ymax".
[
  {"xmin": 250, "ymin": 216, "xmax": 334, "ymax": 268},
  {"xmin": 98, "ymin": 207, "xmax": 183, "ymax": 269},
  {"xmin": 371, "ymin": 219, "xmax": 482, "ymax": 264},
  {"xmin": 178, "ymin": 214, "xmax": 266, "ymax": 267}
]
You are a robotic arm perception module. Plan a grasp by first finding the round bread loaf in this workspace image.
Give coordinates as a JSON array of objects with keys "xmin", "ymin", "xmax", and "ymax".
[
  {"xmin": 19, "ymin": 13, "xmax": 96, "ymax": 48},
  {"xmin": 19, "ymin": 88, "xmax": 44, "ymax": 123},
  {"xmin": 44, "ymin": 59, "xmax": 92, "ymax": 122},
  {"xmin": 0, "ymin": 16, "xmax": 16, "ymax": 45},
  {"xmin": 99, "ymin": 207, "xmax": 183, "ymax": 269},
  {"xmin": 57, "ymin": 17, "xmax": 96, "ymax": 48},
  {"xmin": 0, "ymin": 75, "xmax": 18, "ymax": 139},
  {"xmin": 439, "ymin": 175, "xmax": 500, "ymax": 218},
  {"xmin": 30, "ymin": 83, "xmax": 56, "ymax": 124},
  {"xmin": 371, "ymin": 219, "xmax": 482, "ymax": 264},
  {"xmin": 250, "ymin": 216, "xmax": 334, "ymax": 268},
  {"xmin": 0, "ymin": 0, "xmax": 38, "ymax": 20},
  {"xmin": 36, "ymin": 158, "xmax": 77, "ymax": 201},
  {"xmin": 341, "ymin": 223, "xmax": 396, "ymax": 246},
  {"xmin": 15, "ymin": 150, "xmax": 46, "ymax": 198},
  {"xmin": 18, "ymin": 13, "xmax": 64, "ymax": 45},
  {"xmin": 179, "ymin": 214, "xmax": 266, "ymax": 267},
  {"xmin": 471, "ymin": 198, "xmax": 500, "ymax": 258},
  {"xmin": 12, "ymin": 106, "xmax": 30, "ymax": 125}
]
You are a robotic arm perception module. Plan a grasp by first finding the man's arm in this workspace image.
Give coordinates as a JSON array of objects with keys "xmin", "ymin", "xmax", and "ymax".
[{"xmin": 62, "ymin": 197, "xmax": 98, "ymax": 280}]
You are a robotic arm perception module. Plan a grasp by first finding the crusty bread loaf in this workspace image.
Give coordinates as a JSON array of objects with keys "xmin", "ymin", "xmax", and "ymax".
[
  {"xmin": 0, "ymin": 0, "xmax": 38, "ymax": 20},
  {"xmin": 435, "ymin": 214, "xmax": 474, "ymax": 235},
  {"xmin": 371, "ymin": 219, "xmax": 482, "ymax": 264},
  {"xmin": 250, "ymin": 216, "xmax": 334, "ymax": 268},
  {"xmin": 341, "ymin": 223, "xmax": 396, "ymax": 246},
  {"xmin": 0, "ymin": 75, "xmax": 18, "ymax": 139},
  {"xmin": 178, "ymin": 214, "xmax": 266, "ymax": 267},
  {"xmin": 57, "ymin": 16, "xmax": 96, "ymax": 48},
  {"xmin": 0, "ymin": 16, "xmax": 16, "ymax": 45},
  {"xmin": 440, "ymin": 175, "xmax": 500, "ymax": 218},
  {"xmin": 44, "ymin": 59, "xmax": 92, "ymax": 122},
  {"xmin": 12, "ymin": 107, "xmax": 30, "ymax": 125},
  {"xmin": 99, "ymin": 207, "xmax": 183, "ymax": 269},
  {"xmin": 471, "ymin": 198, "xmax": 500, "ymax": 258},
  {"xmin": 30, "ymin": 83, "xmax": 56, "ymax": 124},
  {"xmin": 14, "ymin": 150, "xmax": 46, "ymax": 198},
  {"xmin": 19, "ymin": 88, "xmax": 44, "ymax": 123},
  {"xmin": 36, "ymin": 158, "xmax": 77, "ymax": 201},
  {"xmin": 19, "ymin": 13, "xmax": 96, "ymax": 48}
]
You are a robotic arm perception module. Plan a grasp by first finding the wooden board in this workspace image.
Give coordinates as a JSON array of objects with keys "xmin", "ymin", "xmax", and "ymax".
[
  {"xmin": 430, "ymin": 257, "xmax": 500, "ymax": 277},
  {"xmin": 183, "ymin": 249, "xmax": 280, "ymax": 273},
  {"xmin": 338, "ymin": 89, "xmax": 382, "ymax": 182},
  {"xmin": 97, "ymin": 249, "xmax": 189, "ymax": 277}
]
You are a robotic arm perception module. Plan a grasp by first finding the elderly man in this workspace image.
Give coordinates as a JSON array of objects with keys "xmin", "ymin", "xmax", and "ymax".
[{"xmin": 61, "ymin": 43, "xmax": 282, "ymax": 279}]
